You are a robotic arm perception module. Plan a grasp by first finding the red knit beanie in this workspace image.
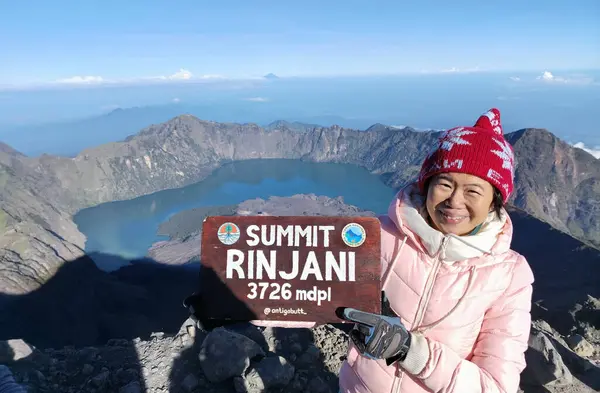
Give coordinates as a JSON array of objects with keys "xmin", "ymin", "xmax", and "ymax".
[{"xmin": 417, "ymin": 108, "xmax": 515, "ymax": 203}]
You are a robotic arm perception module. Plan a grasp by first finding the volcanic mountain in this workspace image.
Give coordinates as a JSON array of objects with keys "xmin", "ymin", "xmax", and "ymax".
[{"xmin": 1, "ymin": 115, "xmax": 598, "ymax": 297}]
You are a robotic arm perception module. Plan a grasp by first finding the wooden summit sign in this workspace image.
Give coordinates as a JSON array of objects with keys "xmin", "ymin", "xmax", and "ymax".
[{"xmin": 199, "ymin": 216, "xmax": 381, "ymax": 324}]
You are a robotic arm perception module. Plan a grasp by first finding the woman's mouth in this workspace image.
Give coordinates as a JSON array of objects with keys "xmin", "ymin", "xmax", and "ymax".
[{"xmin": 438, "ymin": 211, "xmax": 469, "ymax": 224}]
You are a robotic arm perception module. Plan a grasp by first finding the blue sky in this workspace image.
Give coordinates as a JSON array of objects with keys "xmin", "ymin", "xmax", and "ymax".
[{"xmin": 1, "ymin": 0, "xmax": 599, "ymax": 87}]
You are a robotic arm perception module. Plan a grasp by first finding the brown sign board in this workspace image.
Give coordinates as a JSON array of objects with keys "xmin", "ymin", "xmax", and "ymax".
[{"xmin": 198, "ymin": 216, "xmax": 381, "ymax": 325}]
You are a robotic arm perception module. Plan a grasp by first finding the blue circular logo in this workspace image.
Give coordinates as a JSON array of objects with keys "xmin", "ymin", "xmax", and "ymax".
[
  {"xmin": 217, "ymin": 222, "xmax": 241, "ymax": 245},
  {"xmin": 342, "ymin": 223, "xmax": 366, "ymax": 247}
]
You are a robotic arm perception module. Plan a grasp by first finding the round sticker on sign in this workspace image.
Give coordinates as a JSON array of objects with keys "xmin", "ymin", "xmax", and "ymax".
[
  {"xmin": 342, "ymin": 223, "xmax": 366, "ymax": 247},
  {"xmin": 217, "ymin": 222, "xmax": 241, "ymax": 245}
]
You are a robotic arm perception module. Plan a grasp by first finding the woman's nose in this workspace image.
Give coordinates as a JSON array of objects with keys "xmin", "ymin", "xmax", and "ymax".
[{"xmin": 445, "ymin": 190, "xmax": 466, "ymax": 207}]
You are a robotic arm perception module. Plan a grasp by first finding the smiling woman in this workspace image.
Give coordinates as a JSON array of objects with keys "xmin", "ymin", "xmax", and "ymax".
[
  {"xmin": 424, "ymin": 172, "xmax": 504, "ymax": 236},
  {"xmin": 338, "ymin": 108, "xmax": 535, "ymax": 393}
]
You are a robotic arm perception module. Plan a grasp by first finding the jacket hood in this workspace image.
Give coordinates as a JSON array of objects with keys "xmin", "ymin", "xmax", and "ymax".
[{"xmin": 388, "ymin": 182, "xmax": 513, "ymax": 263}]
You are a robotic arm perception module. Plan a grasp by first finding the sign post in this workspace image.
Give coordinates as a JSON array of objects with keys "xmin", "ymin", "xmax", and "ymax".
[{"xmin": 198, "ymin": 216, "xmax": 382, "ymax": 325}]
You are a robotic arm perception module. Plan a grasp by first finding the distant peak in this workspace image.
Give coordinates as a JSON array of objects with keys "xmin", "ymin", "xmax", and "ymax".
[
  {"xmin": 107, "ymin": 107, "xmax": 124, "ymax": 115},
  {"xmin": 365, "ymin": 123, "xmax": 392, "ymax": 132},
  {"xmin": 365, "ymin": 123, "xmax": 418, "ymax": 133},
  {"xmin": 170, "ymin": 113, "xmax": 199, "ymax": 122},
  {"xmin": 263, "ymin": 73, "xmax": 279, "ymax": 80},
  {"xmin": 0, "ymin": 142, "xmax": 25, "ymax": 157},
  {"xmin": 505, "ymin": 127, "xmax": 558, "ymax": 144},
  {"xmin": 267, "ymin": 120, "xmax": 290, "ymax": 127}
]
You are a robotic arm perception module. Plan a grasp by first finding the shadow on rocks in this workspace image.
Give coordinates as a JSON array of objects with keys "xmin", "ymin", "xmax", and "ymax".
[
  {"xmin": 520, "ymin": 325, "xmax": 600, "ymax": 393},
  {"xmin": 0, "ymin": 251, "xmax": 199, "ymax": 393},
  {"xmin": 541, "ymin": 333, "xmax": 600, "ymax": 391},
  {"xmin": 169, "ymin": 266, "xmax": 347, "ymax": 393}
]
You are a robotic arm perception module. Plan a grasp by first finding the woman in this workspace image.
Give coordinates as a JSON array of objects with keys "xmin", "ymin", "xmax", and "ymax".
[{"xmin": 338, "ymin": 108, "xmax": 534, "ymax": 393}]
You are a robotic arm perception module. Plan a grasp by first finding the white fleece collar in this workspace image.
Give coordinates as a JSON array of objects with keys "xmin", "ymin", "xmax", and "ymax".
[{"xmin": 393, "ymin": 184, "xmax": 510, "ymax": 263}]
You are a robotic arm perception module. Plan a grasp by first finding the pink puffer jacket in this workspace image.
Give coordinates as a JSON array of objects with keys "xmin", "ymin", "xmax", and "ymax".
[{"xmin": 338, "ymin": 183, "xmax": 535, "ymax": 393}]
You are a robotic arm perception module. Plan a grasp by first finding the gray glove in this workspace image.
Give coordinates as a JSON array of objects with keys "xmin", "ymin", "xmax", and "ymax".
[{"xmin": 339, "ymin": 307, "xmax": 411, "ymax": 365}]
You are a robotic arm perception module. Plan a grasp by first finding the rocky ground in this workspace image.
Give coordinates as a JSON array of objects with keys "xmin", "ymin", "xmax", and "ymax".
[
  {"xmin": 2, "ymin": 320, "xmax": 349, "ymax": 393},
  {"xmin": 1, "ymin": 313, "xmax": 599, "ymax": 393}
]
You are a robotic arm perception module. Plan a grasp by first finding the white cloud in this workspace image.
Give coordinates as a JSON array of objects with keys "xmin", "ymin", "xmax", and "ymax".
[
  {"xmin": 197, "ymin": 74, "xmax": 226, "ymax": 80},
  {"xmin": 40, "ymin": 69, "xmax": 232, "ymax": 89},
  {"xmin": 146, "ymin": 69, "xmax": 195, "ymax": 81},
  {"xmin": 169, "ymin": 69, "xmax": 192, "ymax": 80},
  {"xmin": 440, "ymin": 66, "xmax": 481, "ymax": 74},
  {"xmin": 244, "ymin": 97, "xmax": 269, "ymax": 102},
  {"xmin": 539, "ymin": 71, "xmax": 555, "ymax": 81},
  {"xmin": 54, "ymin": 75, "xmax": 104, "ymax": 84},
  {"xmin": 536, "ymin": 71, "xmax": 595, "ymax": 85},
  {"xmin": 440, "ymin": 67, "xmax": 460, "ymax": 73},
  {"xmin": 572, "ymin": 142, "xmax": 600, "ymax": 159},
  {"xmin": 172, "ymin": 98, "xmax": 181, "ymax": 103},
  {"xmin": 418, "ymin": 66, "xmax": 481, "ymax": 75},
  {"xmin": 509, "ymin": 76, "xmax": 521, "ymax": 82}
]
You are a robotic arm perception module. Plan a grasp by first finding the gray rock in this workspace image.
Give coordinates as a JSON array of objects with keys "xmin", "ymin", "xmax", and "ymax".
[
  {"xmin": 150, "ymin": 332, "xmax": 165, "ymax": 340},
  {"xmin": 532, "ymin": 319, "xmax": 555, "ymax": 335},
  {"xmin": 297, "ymin": 344, "xmax": 322, "ymax": 367},
  {"xmin": 90, "ymin": 370, "xmax": 110, "ymax": 388},
  {"xmin": 32, "ymin": 370, "xmax": 45, "ymax": 382},
  {"xmin": 523, "ymin": 331, "xmax": 573, "ymax": 387},
  {"xmin": 119, "ymin": 381, "xmax": 142, "ymax": 393},
  {"xmin": 199, "ymin": 327, "xmax": 265, "ymax": 383},
  {"xmin": 234, "ymin": 356, "xmax": 295, "ymax": 393},
  {"xmin": 290, "ymin": 343, "xmax": 304, "ymax": 354},
  {"xmin": 116, "ymin": 368, "xmax": 139, "ymax": 384},
  {"xmin": 82, "ymin": 364, "xmax": 94, "ymax": 375},
  {"xmin": 181, "ymin": 373, "xmax": 199, "ymax": 392},
  {"xmin": 579, "ymin": 322, "xmax": 600, "ymax": 347},
  {"xmin": 308, "ymin": 376, "xmax": 330, "ymax": 393},
  {"xmin": 78, "ymin": 347, "xmax": 100, "ymax": 362},
  {"xmin": 0, "ymin": 340, "xmax": 33, "ymax": 363},
  {"xmin": 567, "ymin": 334, "xmax": 596, "ymax": 357},
  {"xmin": 224, "ymin": 323, "xmax": 269, "ymax": 354},
  {"xmin": 171, "ymin": 317, "xmax": 197, "ymax": 350}
]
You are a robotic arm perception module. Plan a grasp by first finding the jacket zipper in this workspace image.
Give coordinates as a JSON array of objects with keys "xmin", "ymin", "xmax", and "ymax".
[
  {"xmin": 389, "ymin": 236, "xmax": 449, "ymax": 393},
  {"xmin": 413, "ymin": 236, "xmax": 449, "ymax": 331}
]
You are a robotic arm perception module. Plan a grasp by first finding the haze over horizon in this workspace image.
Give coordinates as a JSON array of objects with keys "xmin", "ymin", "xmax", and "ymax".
[{"xmin": 0, "ymin": 1, "xmax": 598, "ymax": 156}]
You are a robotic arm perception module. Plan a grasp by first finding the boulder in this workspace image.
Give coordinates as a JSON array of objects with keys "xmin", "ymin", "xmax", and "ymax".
[
  {"xmin": 233, "ymin": 355, "xmax": 295, "ymax": 393},
  {"xmin": 567, "ymin": 334, "xmax": 596, "ymax": 357},
  {"xmin": 198, "ymin": 327, "xmax": 265, "ymax": 383},
  {"xmin": 0, "ymin": 340, "xmax": 34, "ymax": 364},
  {"xmin": 522, "ymin": 331, "xmax": 573, "ymax": 387}
]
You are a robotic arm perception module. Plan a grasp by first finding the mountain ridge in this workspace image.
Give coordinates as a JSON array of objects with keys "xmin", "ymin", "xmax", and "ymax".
[{"xmin": 0, "ymin": 115, "xmax": 599, "ymax": 297}]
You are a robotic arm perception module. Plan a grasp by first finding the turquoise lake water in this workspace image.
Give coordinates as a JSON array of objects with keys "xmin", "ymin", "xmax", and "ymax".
[{"xmin": 73, "ymin": 159, "xmax": 397, "ymax": 267}]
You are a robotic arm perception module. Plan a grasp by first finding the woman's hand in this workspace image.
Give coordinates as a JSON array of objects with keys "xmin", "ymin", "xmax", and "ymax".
[{"xmin": 338, "ymin": 307, "xmax": 412, "ymax": 364}]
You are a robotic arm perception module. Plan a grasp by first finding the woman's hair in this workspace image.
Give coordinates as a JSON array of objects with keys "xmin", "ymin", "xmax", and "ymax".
[
  {"xmin": 423, "ymin": 178, "xmax": 505, "ymax": 219},
  {"xmin": 491, "ymin": 188, "xmax": 504, "ymax": 219}
]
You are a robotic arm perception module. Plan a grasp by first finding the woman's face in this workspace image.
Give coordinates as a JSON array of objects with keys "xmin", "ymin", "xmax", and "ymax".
[{"xmin": 425, "ymin": 172, "xmax": 495, "ymax": 236}]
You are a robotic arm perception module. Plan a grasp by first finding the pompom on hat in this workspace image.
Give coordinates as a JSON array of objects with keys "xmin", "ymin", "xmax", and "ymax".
[{"xmin": 417, "ymin": 108, "xmax": 515, "ymax": 203}]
